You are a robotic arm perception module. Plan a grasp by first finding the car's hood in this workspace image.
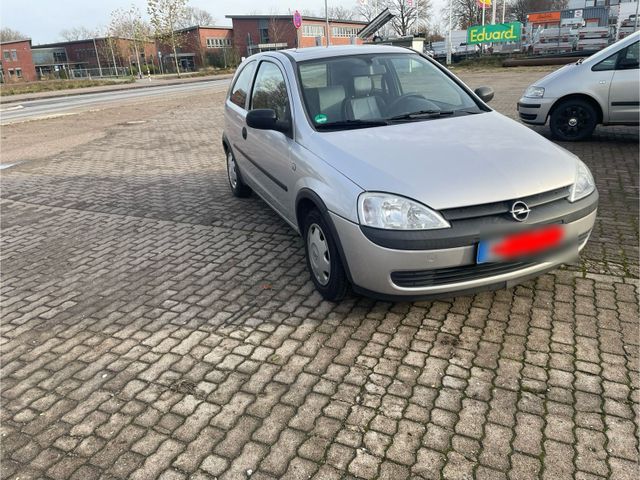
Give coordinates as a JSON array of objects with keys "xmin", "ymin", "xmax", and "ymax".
[
  {"xmin": 304, "ymin": 112, "xmax": 577, "ymax": 210},
  {"xmin": 532, "ymin": 62, "xmax": 579, "ymax": 88}
]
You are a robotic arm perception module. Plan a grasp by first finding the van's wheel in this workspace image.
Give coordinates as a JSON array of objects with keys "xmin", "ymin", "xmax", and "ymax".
[
  {"xmin": 226, "ymin": 149, "xmax": 251, "ymax": 197},
  {"xmin": 303, "ymin": 209, "xmax": 348, "ymax": 302},
  {"xmin": 550, "ymin": 99, "xmax": 597, "ymax": 141}
]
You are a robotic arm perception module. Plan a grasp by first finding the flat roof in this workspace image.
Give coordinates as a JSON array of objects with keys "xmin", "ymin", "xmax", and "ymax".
[
  {"xmin": 0, "ymin": 38, "xmax": 32, "ymax": 46},
  {"xmin": 226, "ymin": 14, "xmax": 368, "ymax": 25},
  {"xmin": 174, "ymin": 25, "xmax": 234, "ymax": 33},
  {"xmin": 33, "ymin": 37, "xmax": 153, "ymax": 48}
]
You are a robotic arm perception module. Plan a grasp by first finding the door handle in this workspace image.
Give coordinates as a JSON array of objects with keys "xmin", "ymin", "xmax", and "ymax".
[{"xmin": 242, "ymin": 127, "xmax": 247, "ymax": 139}]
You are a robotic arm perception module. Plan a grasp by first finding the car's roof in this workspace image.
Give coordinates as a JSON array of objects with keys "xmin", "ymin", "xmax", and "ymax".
[{"xmin": 255, "ymin": 44, "xmax": 414, "ymax": 62}]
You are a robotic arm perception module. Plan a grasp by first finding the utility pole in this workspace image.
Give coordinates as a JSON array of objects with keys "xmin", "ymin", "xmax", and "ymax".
[
  {"xmin": 325, "ymin": 0, "xmax": 330, "ymax": 47},
  {"xmin": 502, "ymin": 0, "xmax": 506, "ymax": 23},
  {"xmin": 446, "ymin": 0, "xmax": 452, "ymax": 64},
  {"xmin": 492, "ymin": 0, "xmax": 497, "ymax": 25},
  {"xmin": 109, "ymin": 37, "xmax": 118, "ymax": 76},
  {"xmin": 93, "ymin": 37, "xmax": 103, "ymax": 77}
]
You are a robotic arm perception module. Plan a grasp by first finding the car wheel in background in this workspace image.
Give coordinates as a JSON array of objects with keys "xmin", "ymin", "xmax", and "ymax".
[
  {"xmin": 550, "ymin": 99, "xmax": 598, "ymax": 141},
  {"xmin": 303, "ymin": 209, "xmax": 348, "ymax": 302},
  {"xmin": 226, "ymin": 149, "xmax": 251, "ymax": 197}
]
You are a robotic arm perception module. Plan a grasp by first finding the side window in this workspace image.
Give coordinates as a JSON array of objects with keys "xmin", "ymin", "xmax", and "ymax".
[
  {"xmin": 229, "ymin": 61, "xmax": 256, "ymax": 109},
  {"xmin": 618, "ymin": 41, "xmax": 639, "ymax": 70},
  {"xmin": 592, "ymin": 52, "xmax": 619, "ymax": 71},
  {"xmin": 251, "ymin": 62, "xmax": 290, "ymax": 121}
]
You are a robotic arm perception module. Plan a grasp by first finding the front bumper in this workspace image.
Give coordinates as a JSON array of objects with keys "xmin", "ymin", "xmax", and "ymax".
[
  {"xmin": 517, "ymin": 97, "xmax": 556, "ymax": 124},
  {"xmin": 331, "ymin": 207, "xmax": 597, "ymax": 300}
]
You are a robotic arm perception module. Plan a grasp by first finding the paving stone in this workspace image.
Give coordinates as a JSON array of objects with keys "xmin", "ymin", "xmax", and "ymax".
[{"xmin": 1, "ymin": 68, "xmax": 637, "ymax": 480}]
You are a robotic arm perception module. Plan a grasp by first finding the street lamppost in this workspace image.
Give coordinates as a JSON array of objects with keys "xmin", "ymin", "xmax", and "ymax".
[{"xmin": 446, "ymin": 0, "xmax": 452, "ymax": 65}]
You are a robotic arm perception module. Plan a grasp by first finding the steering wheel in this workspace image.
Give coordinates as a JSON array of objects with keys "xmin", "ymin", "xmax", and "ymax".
[{"xmin": 386, "ymin": 93, "xmax": 436, "ymax": 117}]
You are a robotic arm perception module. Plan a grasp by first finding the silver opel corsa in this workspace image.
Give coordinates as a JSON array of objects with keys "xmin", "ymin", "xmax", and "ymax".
[{"xmin": 222, "ymin": 45, "xmax": 598, "ymax": 301}]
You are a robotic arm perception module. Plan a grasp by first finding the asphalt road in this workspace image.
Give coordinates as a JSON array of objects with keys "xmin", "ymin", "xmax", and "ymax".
[{"xmin": 0, "ymin": 78, "xmax": 231, "ymax": 125}]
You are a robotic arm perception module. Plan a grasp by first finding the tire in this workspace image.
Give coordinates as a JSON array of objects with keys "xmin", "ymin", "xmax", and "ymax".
[
  {"xmin": 550, "ymin": 99, "xmax": 598, "ymax": 141},
  {"xmin": 226, "ymin": 149, "xmax": 251, "ymax": 197},
  {"xmin": 303, "ymin": 209, "xmax": 348, "ymax": 302}
]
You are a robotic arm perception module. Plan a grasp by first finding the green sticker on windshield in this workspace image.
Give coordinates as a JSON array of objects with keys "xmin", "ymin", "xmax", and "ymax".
[{"xmin": 314, "ymin": 114, "xmax": 328, "ymax": 124}]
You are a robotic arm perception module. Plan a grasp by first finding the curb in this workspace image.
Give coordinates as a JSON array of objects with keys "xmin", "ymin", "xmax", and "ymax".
[{"xmin": 0, "ymin": 74, "xmax": 234, "ymax": 104}]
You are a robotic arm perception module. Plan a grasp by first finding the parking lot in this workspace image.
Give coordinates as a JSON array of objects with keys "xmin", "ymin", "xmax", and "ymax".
[{"xmin": 1, "ymin": 67, "xmax": 638, "ymax": 480}]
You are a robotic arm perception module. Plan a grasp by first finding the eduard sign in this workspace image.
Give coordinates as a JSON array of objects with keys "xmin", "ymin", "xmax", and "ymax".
[{"xmin": 467, "ymin": 22, "xmax": 522, "ymax": 44}]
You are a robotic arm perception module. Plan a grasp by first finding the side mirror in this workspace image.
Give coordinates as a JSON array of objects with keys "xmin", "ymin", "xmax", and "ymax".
[
  {"xmin": 246, "ymin": 109, "xmax": 290, "ymax": 133},
  {"xmin": 474, "ymin": 86, "xmax": 494, "ymax": 103},
  {"xmin": 618, "ymin": 57, "xmax": 639, "ymax": 70}
]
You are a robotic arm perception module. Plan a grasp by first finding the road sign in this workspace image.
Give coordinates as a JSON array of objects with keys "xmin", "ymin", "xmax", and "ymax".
[{"xmin": 293, "ymin": 10, "xmax": 302, "ymax": 29}]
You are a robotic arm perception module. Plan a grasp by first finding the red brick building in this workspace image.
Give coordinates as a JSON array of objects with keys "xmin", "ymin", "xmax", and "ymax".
[
  {"xmin": 33, "ymin": 38, "xmax": 158, "ymax": 77},
  {"xmin": 0, "ymin": 39, "xmax": 37, "ymax": 82},
  {"xmin": 226, "ymin": 15, "xmax": 367, "ymax": 57},
  {"xmin": 157, "ymin": 26, "xmax": 234, "ymax": 71}
]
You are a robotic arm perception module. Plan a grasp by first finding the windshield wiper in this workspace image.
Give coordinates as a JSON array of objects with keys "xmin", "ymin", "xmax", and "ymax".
[
  {"xmin": 315, "ymin": 119, "xmax": 389, "ymax": 130},
  {"xmin": 388, "ymin": 109, "xmax": 455, "ymax": 121}
]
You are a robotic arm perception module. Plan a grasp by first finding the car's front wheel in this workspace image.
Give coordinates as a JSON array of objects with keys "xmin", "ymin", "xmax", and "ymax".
[
  {"xmin": 550, "ymin": 99, "xmax": 598, "ymax": 141},
  {"xmin": 303, "ymin": 209, "xmax": 348, "ymax": 302},
  {"xmin": 226, "ymin": 149, "xmax": 251, "ymax": 197}
]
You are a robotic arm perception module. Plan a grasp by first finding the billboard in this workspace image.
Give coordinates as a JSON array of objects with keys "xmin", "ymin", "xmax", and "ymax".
[
  {"xmin": 527, "ymin": 11, "xmax": 561, "ymax": 23},
  {"xmin": 467, "ymin": 23, "xmax": 522, "ymax": 44}
]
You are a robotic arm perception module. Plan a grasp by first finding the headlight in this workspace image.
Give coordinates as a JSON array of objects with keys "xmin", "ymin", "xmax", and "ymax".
[
  {"xmin": 524, "ymin": 86, "xmax": 545, "ymax": 98},
  {"xmin": 568, "ymin": 160, "xmax": 595, "ymax": 202},
  {"xmin": 358, "ymin": 193, "xmax": 450, "ymax": 230}
]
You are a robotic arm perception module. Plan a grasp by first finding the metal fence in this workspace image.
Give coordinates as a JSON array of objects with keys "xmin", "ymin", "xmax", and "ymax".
[{"xmin": 37, "ymin": 67, "xmax": 135, "ymax": 81}]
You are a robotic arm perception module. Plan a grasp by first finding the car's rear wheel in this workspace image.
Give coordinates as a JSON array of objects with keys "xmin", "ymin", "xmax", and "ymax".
[
  {"xmin": 303, "ymin": 209, "xmax": 348, "ymax": 302},
  {"xmin": 550, "ymin": 99, "xmax": 598, "ymax": 141},
  {"xmin": 226, "ymin": 149, "xmax": 251, "ymax": 197}
]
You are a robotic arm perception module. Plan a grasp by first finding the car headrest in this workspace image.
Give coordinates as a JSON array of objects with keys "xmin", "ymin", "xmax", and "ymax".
[{"xmin": 353, "ymin": 76, "xmax": 373, "ymax": 97}]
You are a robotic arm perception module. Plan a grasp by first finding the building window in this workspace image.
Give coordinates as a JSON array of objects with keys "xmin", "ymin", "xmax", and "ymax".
[
  {"xmin": 8, "ymin": 68, "xmax": 14, "ymax": 77},
  {"xmin": 259, "ymin": 28, "xmax": 269, "ymax": 44},
  {"xmin": 3, "ymin": 50, "xmax": 10, "ymax": 61},
  {"xmin": 332, "ymin": 26, "xmax": 359, "ymax": 38},
  {"xmin": 303, "ymin": 25, "xmax": 325, "ymax": 37},
  {"xmin": 53, "ymin": 51, "xmax": 67, "ymax": 62},
  {"xmin": 206, "ymin": 37, "xmax": 231, "ymax": 48},
  {"xmin": 11, "ymin": 49, "xmax": 17, "ymax": 60},
  {"xmin": 15, "ymin": 68, "xmax": 22, "ymax": 78}
]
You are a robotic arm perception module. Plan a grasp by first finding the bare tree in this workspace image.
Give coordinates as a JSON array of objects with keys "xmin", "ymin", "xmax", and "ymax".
[
  {"xmin": 356, "ymin": 0, "xmax": 431, "ymax": 36},
  {"xmin": 356, "ymin": 1, "xmax": 379, "ymax": 22},
  {"xmin": 177, "ymin": 6, "xmax": 215, "ymax": 28},
  {"xmin": 111, "ymin": 6, "xmax": 151, "ymax": 77},
  {"xmin": 327, "ymin": 6, "xmax": 356, "ymax": 20},
  {"xmin": 148, "ymin": 0, "xmax": 188, "ymax": 77},
  {"xmin": 442, "ymin": 0, "xmax": 482, "ymax": 30},
  {"xmin": 59, "ymin": 26, "xmax": 96, "ymax": 41},
  {"xmin": 509, "ymin": 0, "xmax": 568, "ymax": 24},
  {"xmin": 0, "ymin": 27, "xmax": 28, "ymax": 42},
  {"xmin": 268, "ymin": 15, "xmax": 288, "ymax": 45}
]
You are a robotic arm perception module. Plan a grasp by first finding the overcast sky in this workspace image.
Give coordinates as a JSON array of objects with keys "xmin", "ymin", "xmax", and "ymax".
[{"xmin": 1, "ymin": 0, "xmax": 447, "ymax": 45}]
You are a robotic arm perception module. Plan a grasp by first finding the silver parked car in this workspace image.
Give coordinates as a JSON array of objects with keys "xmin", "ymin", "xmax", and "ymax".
[
  {"xmin": 223, "ymin": 45, "xmax": 598, "ymax": 301},
  {"xmin": 518, "ymin": 31, "xmax": 639, "ymax": 141}
]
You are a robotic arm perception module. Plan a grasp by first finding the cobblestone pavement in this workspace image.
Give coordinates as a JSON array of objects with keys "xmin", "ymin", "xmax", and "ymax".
[{"xmin": 1, "ymin": 67, "xmax": 638, "ymax": 480}]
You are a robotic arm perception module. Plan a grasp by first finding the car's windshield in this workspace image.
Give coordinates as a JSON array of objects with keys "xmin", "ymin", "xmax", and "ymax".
[{"xmin": 297, "ymin": 52, "xmax": 482, "ymax": 129}]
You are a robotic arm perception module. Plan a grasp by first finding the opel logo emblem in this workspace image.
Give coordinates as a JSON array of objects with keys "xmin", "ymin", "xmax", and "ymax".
[{"xmin": 510, "ymin": 201, "xmax": 531, "ymax": 222}]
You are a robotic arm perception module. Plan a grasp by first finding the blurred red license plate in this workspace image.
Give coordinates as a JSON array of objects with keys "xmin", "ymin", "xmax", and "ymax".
[{"xmin": 477, "ymin": 225, "xmax": 565, "ymax": 263}]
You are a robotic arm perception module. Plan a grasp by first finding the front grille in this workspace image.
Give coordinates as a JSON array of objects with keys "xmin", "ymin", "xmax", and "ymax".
[
  {"xmin": 391, "ymin": 229, "xmax": 593, "ymax": 288},
  {"xmin": 391, "ymin": 261, "xmax": 535, "ymax": 288},
  {"xmin": 441, "ymin": 186, "xmax": 571, "ymax": 222}
]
